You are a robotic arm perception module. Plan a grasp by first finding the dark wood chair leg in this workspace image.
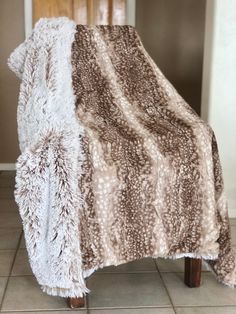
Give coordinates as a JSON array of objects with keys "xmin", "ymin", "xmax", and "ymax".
[
  {"xmin": 184, "ymin": 257, "xmax": 202, "ymax": 287},
  {"xmin": 67, "ymin": 296, "xmax": 85, "ymax": 308}
]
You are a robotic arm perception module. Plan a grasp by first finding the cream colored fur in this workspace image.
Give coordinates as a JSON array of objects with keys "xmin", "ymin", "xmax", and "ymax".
[{"xmin": 8, "ymin": 17, "xmax": 89, "ymax": 298}]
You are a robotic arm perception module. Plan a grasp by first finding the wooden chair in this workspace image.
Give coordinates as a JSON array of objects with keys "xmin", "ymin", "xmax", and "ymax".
[{"xmin": 67, "ymin": 257, "xmax": 202, "ymax": 308}]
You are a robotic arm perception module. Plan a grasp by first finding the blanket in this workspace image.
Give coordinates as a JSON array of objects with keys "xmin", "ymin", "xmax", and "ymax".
[{"xmin": 7, "ymin": 16, "xmax": 236, "ymax": 298}]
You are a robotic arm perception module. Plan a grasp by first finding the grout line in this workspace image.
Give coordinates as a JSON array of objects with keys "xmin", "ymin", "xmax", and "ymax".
[
  {"xmin": 85, "ymin": 269, "xmax": 210, "ymax": 274},
  {"xmin": 7, "ymin": 274, "xmax": 33, "ymax": 277},
  {"xmin": 0, "ymin": 304, "xmax": 177, "ymax": 312},
  {"xmin": 174, "ymin": 305, "xmax": 236, "ymax": 308},
  {"xmin": 86, "ymin": 284, "xmax": 90, "ymax": 314},
  {"xmin": 0, "ymin": 306, "xmax": 192, "ymax": 313},
  {"xmin": 83, "ymin": 305, "xmax": 174, "ymax": 308},
  {"xmin": 0, "ymin": 231, "xmax": 23, "ymax": 311},
  {"xmin": 82, "ymin": 305, "xmax": 174, "ymax": 310},
  {"xmin": 0, "ymin": 310, "xmax": 87, "ymax": 313},
  {"xmin": 153, "ymin": 258, "xmax": 177, "ymax": 314},
  {"xmin": 94, "ymin": 270, "xmax": 159, "ymax": 274}
]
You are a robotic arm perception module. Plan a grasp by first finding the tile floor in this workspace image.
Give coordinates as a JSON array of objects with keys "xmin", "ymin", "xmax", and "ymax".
[{"xmin": 0, "ymin": 170, "xmax": 236, "ymax": 314}]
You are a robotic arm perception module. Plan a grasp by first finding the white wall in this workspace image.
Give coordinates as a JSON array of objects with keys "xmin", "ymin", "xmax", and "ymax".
[{"xmin": 202, "ymin": 0, "xmax": 236, "ymax": 217}]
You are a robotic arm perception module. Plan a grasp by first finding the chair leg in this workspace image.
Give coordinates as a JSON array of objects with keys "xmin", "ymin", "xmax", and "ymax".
[
  {"xmin": 184, "ymin": 257, "xmax": 202, "ymax": 287},
  {"xmin": 67, "ymin": 296, "xmax": 85, "ymax": 308}
]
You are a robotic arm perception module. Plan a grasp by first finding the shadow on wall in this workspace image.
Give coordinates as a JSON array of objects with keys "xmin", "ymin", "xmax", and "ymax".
[
  {"xmin": 136, "ymin": 0, "xmax": 206, "ymax": 115},
  {"xmin": 0, "ymin": 0, "xmax": 25, "ymax": 163}
]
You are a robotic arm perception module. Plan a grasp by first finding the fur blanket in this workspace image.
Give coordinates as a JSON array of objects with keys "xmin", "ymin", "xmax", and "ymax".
[{"xmin": 8, "ymin": 17, "xmax": 236, "ymax": 298}]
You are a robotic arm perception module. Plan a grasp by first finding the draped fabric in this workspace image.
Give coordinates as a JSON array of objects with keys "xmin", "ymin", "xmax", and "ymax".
[{"xmin": 7, "ymin": 17, "xmax": 236, "ymax": 298}]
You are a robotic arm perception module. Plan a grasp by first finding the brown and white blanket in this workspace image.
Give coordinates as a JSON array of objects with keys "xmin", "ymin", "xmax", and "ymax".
[{"xmin": 7, "ymin": 17, "xmax": 236, "ymax": 298}]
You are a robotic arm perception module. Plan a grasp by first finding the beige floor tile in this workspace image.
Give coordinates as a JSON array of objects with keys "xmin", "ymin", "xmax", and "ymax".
[
  {"xmin": 90, "ymin": 309, "xmax": 175, "ymax": 313},
  {"xmin": 230, "ymin": 218, "xmax": 236, "ymax": 226},
  {"xmin": 0, "ymin": 188, "xmax": 14, "ymax": 199},
  {"xmin": 0, "ymin": 199, "xmax": 18, "ymax": 212},
  {"xmin": 175, "ymin": 306, "xmax": 236, "ymax": 314},
  {"xmin": 11, "ymin": 249, "xmax": 33, "ymax": 276},
  {"xmin": 156, "ymin": 258, "xmax": 184, "ymax": 273},
  {"xmin": 0, "ymin": 277, "xmax": 8, "ymax": 310},
  {"xmin": 0, "ymin": 276, "xmax": 8, "ymax": 304},
  {"xmin": 0, "ymin": 311, "xmax": 171, "ymax": 314},
  {"xmin": 97, "ymin": 257, "xmax": 157, "ymax": 273},
  {"xmin": 1, "ymin": 276, "xmax": 73, "ymax": 311},
  {"xmin": 20, "ymin": 234, "xmax": 26, "ymax": 248},
  {"xmin": 0, "ymin": 250, "xmax": 15, "ymax": 276},
  {"xmin": 162, "ymin": 272, "xmax": 236, "ymax": 306},
  {"xmin": 87, "ymin": 272, "xmax": 171, "ymax": 308},
  {"xmin": 156, "ymin": 257, "xmax": 209, "ymax": 273},
  {"xmin": 0, "ymin": 210, "xmax": 21, "ymax": 228},
  {"xmin": 230, "ymin": 225, "xmax": 236, "ymax": 245},
  {"xmin": 90, "ymin": 308, "xmax": 175, "ymax": 313},
  {"xmin": 0, "ymin": 228, "xmax": 22, "ymax": 249},
  {"xmin": 0, "ymin": 311, "xmax": 86, "ymax": 313}
]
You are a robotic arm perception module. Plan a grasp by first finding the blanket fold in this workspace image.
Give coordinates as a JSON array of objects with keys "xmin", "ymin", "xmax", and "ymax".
[{"xmin": 8, "ymin": 16, "xmax": 236, "ymax": 297}]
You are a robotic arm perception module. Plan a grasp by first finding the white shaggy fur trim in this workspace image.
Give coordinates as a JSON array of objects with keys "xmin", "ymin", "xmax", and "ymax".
[{"xmin": 9, "ymin": 17, "xmax": 90, "ymax": 298}]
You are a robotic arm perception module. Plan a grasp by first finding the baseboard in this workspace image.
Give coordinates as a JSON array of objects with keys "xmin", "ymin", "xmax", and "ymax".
[
  {"xmin": 228, "ymin": 208, "xmax": 236, "ymax": 219},
  {"xmin": 0, "ymin": 163, "xmax": 16, "ymax": 170},
  {"xmin": 1, "ymin": 162, "xmax": 236, "ymax": 218}
]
